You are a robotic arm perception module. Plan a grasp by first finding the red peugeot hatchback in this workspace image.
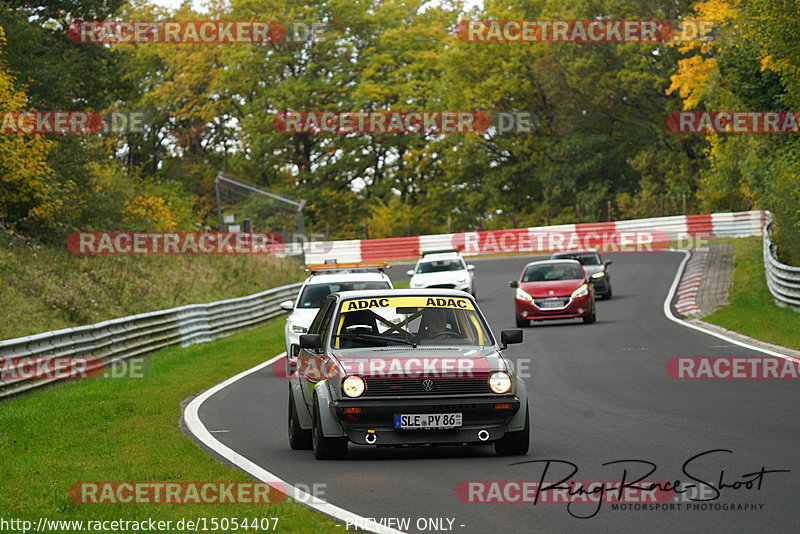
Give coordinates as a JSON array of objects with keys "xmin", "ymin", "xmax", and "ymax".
[{"xmin": 509, "ymin": 259, "xmax": 596, "ymax": 326}]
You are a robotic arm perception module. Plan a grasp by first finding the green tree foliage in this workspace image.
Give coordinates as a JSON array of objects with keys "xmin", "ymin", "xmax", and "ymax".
[
  {"xmin": 0, "ymin": 0, "xmax": 797, "ymax": 264},
  {"xmin": 0, "ymin": 25, "xmax": 54, "ymax": 226}
]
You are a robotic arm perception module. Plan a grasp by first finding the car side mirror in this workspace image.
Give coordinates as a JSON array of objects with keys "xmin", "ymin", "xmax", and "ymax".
[
  {"xmin": 586, "ymin": 278, "xmax": 594, "ymax": 284},
  {"xmin": 280, "ymin": 300, "xmax": 294, "ymax": 311},
  {"xmin": 605, "ymin": 260, "xmax": 613, "ymax": 266},
  {"xmin": 467, "ymin": 264, "xmax": 475, "ymax": 271},
  {"xmin": 508, "ymin": 280, "xmax": 518, "ymax": 288},
  {"xmin": 299, "ymin": 334, "xmax": 321, "ymax": 351},
  {"xmin": 406, "ymin": 269, "xmax": 415, "ymax": 277},
  {"xmin": 500, "ymin": 329, "xmax": 523, "ymax": 349}
]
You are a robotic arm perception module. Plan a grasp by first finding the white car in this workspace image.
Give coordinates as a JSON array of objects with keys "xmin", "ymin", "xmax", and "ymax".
[
  {"xmin": 279, "ymin": 262, "xmax": 393, "ymax": 372},
  {"xmin": 407, "ymin": 250, "xmax": 476, "ymax": 296}
]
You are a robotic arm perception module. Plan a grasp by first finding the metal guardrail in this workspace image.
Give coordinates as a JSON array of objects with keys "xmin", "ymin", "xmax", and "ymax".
[
  {"xmin": 763, "ymin": 216, "xmax": 800, "ymax": 309},
  {"xmin": 0, "ymin": 282, "xmax": 302, "ymax": 399}
]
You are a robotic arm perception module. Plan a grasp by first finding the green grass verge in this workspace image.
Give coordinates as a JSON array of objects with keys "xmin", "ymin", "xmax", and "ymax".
[
  {"xmin": 0, "ymin": 320, "xmax": 338, "ymax": 533},
  {"xmin": 704, "ymin": 237, "xmax": 800, "ymax": 351},
  {"xmin": 392, "ymin": 280, "xmax": 410, "ymax": 289},
  {"xmin": 0, "ymin": 228, "xmax": 305, "ymax": 340}
]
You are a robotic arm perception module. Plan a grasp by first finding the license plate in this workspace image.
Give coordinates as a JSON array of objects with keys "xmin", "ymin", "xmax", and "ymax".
[
  {"xmin": 394, "ymin": 413, "xmax": 462, "ymax": 429},
  {"xmin": 541, "ymin": 299, "xmax": 564, "ymax": 308}
]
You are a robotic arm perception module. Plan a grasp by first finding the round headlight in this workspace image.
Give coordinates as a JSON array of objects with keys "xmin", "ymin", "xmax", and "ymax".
[
  {"xmin": 342, "ymin": 375, "xmax": 365, "ymax": 398},
  {"xmin": 488, "ymin": 372, "xmax": 512, "ymax": 394}
]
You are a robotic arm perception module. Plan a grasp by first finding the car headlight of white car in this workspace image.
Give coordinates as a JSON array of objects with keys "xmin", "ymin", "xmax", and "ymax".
[
  {"xmin": 289, "ymin": 322, "xmax": 308, "ymax": 334},
  {"xmin": 571, "ymin": 284, "xmax": 589, "ymax": 298},
  {"xmin": 342, "ymin": 375, "xmax": 365, "ymax": 398},
  {"xmin": 488, "ymin": 372, "xmax": 512, "ymax": 394},
  {"xmin": 411, "ymin": 280, "xmax": 425, "ymax": 287},
  {"xmin": 515, "ymin": 287, "xmax": 533, "ymax": 301},
  {"xmin": 457, "ymin": 275, "xmax": 469, "ymax": 283},
  {"xmin": 591, "ymin": 272, "xmax": 605, "ymax": 279}
]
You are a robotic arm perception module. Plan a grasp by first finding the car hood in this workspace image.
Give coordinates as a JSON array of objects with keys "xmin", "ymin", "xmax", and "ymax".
[
  {"xmin": 286, "ymin": 308, "xmax": 318, "ymax": 327},
  {"xmin": 519, "ymin": 279, "xmax": 586, "ymax": 298},
  {"xmin": 411, "ymin": 270, "xmax": 469, "ymax": 285},
  {"xmin": 581, "ymin": 264, "xmax": 605, "ymax": 275},
  {"xmin": 330, "ymin": 346, "xmax": 507, "ymax": 378}
]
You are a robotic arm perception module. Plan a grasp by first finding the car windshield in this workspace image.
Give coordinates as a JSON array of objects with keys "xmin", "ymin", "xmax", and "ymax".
[
  {"xmin": 416, "ymin": 259, "xmax": 464, "ymax": 273},
  {"xmin": 333, "ymin": 295, "xmax": 492, "ymax": 349},
  {"xmin": 522, "ymin": 263, "xmax": 583, "ymax": 282},
  {"xmin": 297, "ymin": 281, "xmax": 391, "ymax": 309},
  {"xmin": 554, "ymin": 253, "xmax": 601, "ymax": 266}
]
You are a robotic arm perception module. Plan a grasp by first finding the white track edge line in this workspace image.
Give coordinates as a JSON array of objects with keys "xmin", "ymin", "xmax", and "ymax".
[
  {"xmin": 663, "ymin": 249, "xmax": 800, "ymax": 364},
  {"xmin": 183, "ymin": 352, "xmax": 406, "ymax": 534}
]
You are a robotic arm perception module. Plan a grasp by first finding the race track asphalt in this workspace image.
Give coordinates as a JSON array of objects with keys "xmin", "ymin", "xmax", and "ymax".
[{"xmin": 193, "ymin": 252, "xmax": 800, "ymax": 533}]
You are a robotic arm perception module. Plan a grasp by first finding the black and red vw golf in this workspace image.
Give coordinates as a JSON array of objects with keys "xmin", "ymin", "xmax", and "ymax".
[{"xmin": 509, "ymin": 259, "xmax": 596, "ymax": 326}]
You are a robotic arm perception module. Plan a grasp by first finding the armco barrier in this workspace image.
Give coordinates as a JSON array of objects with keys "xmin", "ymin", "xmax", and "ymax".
[
  {"xmin": 763, "ymin": 216, "xmax": 800, "ymax": 309},
  {"xmin": 303, "ymin": 210, "xmax": 768, "ymax": 263},
  {"xmin": 0, "ymin": 282, "xmax": 302, "ymax": 399}
]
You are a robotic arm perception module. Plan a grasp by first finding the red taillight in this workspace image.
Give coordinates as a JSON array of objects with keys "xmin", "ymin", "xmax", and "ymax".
[
  {"xmin": 494, "ymin": 403, "xmax": 513, "ymax": 410},
  {"xmin": 344, "ymin": 407, "xmax": 362, "ymax": 414}
]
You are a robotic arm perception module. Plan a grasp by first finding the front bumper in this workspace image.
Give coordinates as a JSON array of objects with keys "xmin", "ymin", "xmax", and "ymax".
[
  {"xmin": 591, "ymin": 278, "xmax": 610, "ymax": 294},
  {"xmin": 515, "ymin": 294, "xmax": 592, "ymax": 320},
  {"xmin": 332, "ymin": 395, "xmax": 520, "ymax": 445}
]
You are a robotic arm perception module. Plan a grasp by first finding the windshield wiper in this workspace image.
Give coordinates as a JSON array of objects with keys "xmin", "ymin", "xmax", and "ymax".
[{"xmin": 336, "ymin": 333, "xmax": 417, "ymax": 348}]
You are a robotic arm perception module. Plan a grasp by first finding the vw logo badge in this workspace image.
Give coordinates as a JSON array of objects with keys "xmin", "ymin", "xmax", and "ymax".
[{"xmin": 422, "ymin": 379, "xmax": 434, "ymax": 392}]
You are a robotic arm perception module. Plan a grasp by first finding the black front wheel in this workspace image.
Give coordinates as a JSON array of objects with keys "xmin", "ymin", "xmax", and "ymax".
[
  {"xmin": 312, "ymin": 397, "xmax": 348, "ymax": 460},
  {"xmin": 495, "ymin": 404, "xmax": 530, "ymax": 456},
  {"xmin": 288, "ymin": 391, "xmax": 312, "ymax": 450}
]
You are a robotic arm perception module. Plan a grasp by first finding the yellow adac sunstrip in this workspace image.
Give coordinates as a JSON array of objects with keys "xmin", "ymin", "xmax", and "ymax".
[{"xmin": 341, "ymin": 296, "xmax": 475, "ymax": 312}]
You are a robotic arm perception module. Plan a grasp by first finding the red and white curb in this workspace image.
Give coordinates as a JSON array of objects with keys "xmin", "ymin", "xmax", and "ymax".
[{"xmin": 674, "ymin": 248, "xmax": 708, "ymax": 317}]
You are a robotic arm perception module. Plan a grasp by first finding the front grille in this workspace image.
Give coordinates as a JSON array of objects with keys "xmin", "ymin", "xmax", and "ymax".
[
  {"xmin": 427, "ymin": 283, "xmax": 456, "ymax": 289},
  {"xmin": 533, "ymin": 297, "xmax": 570, "ymax": 310},
  {"xmin": 364, "ymin": 378, "xmax": 490, "ymax": 396}
]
